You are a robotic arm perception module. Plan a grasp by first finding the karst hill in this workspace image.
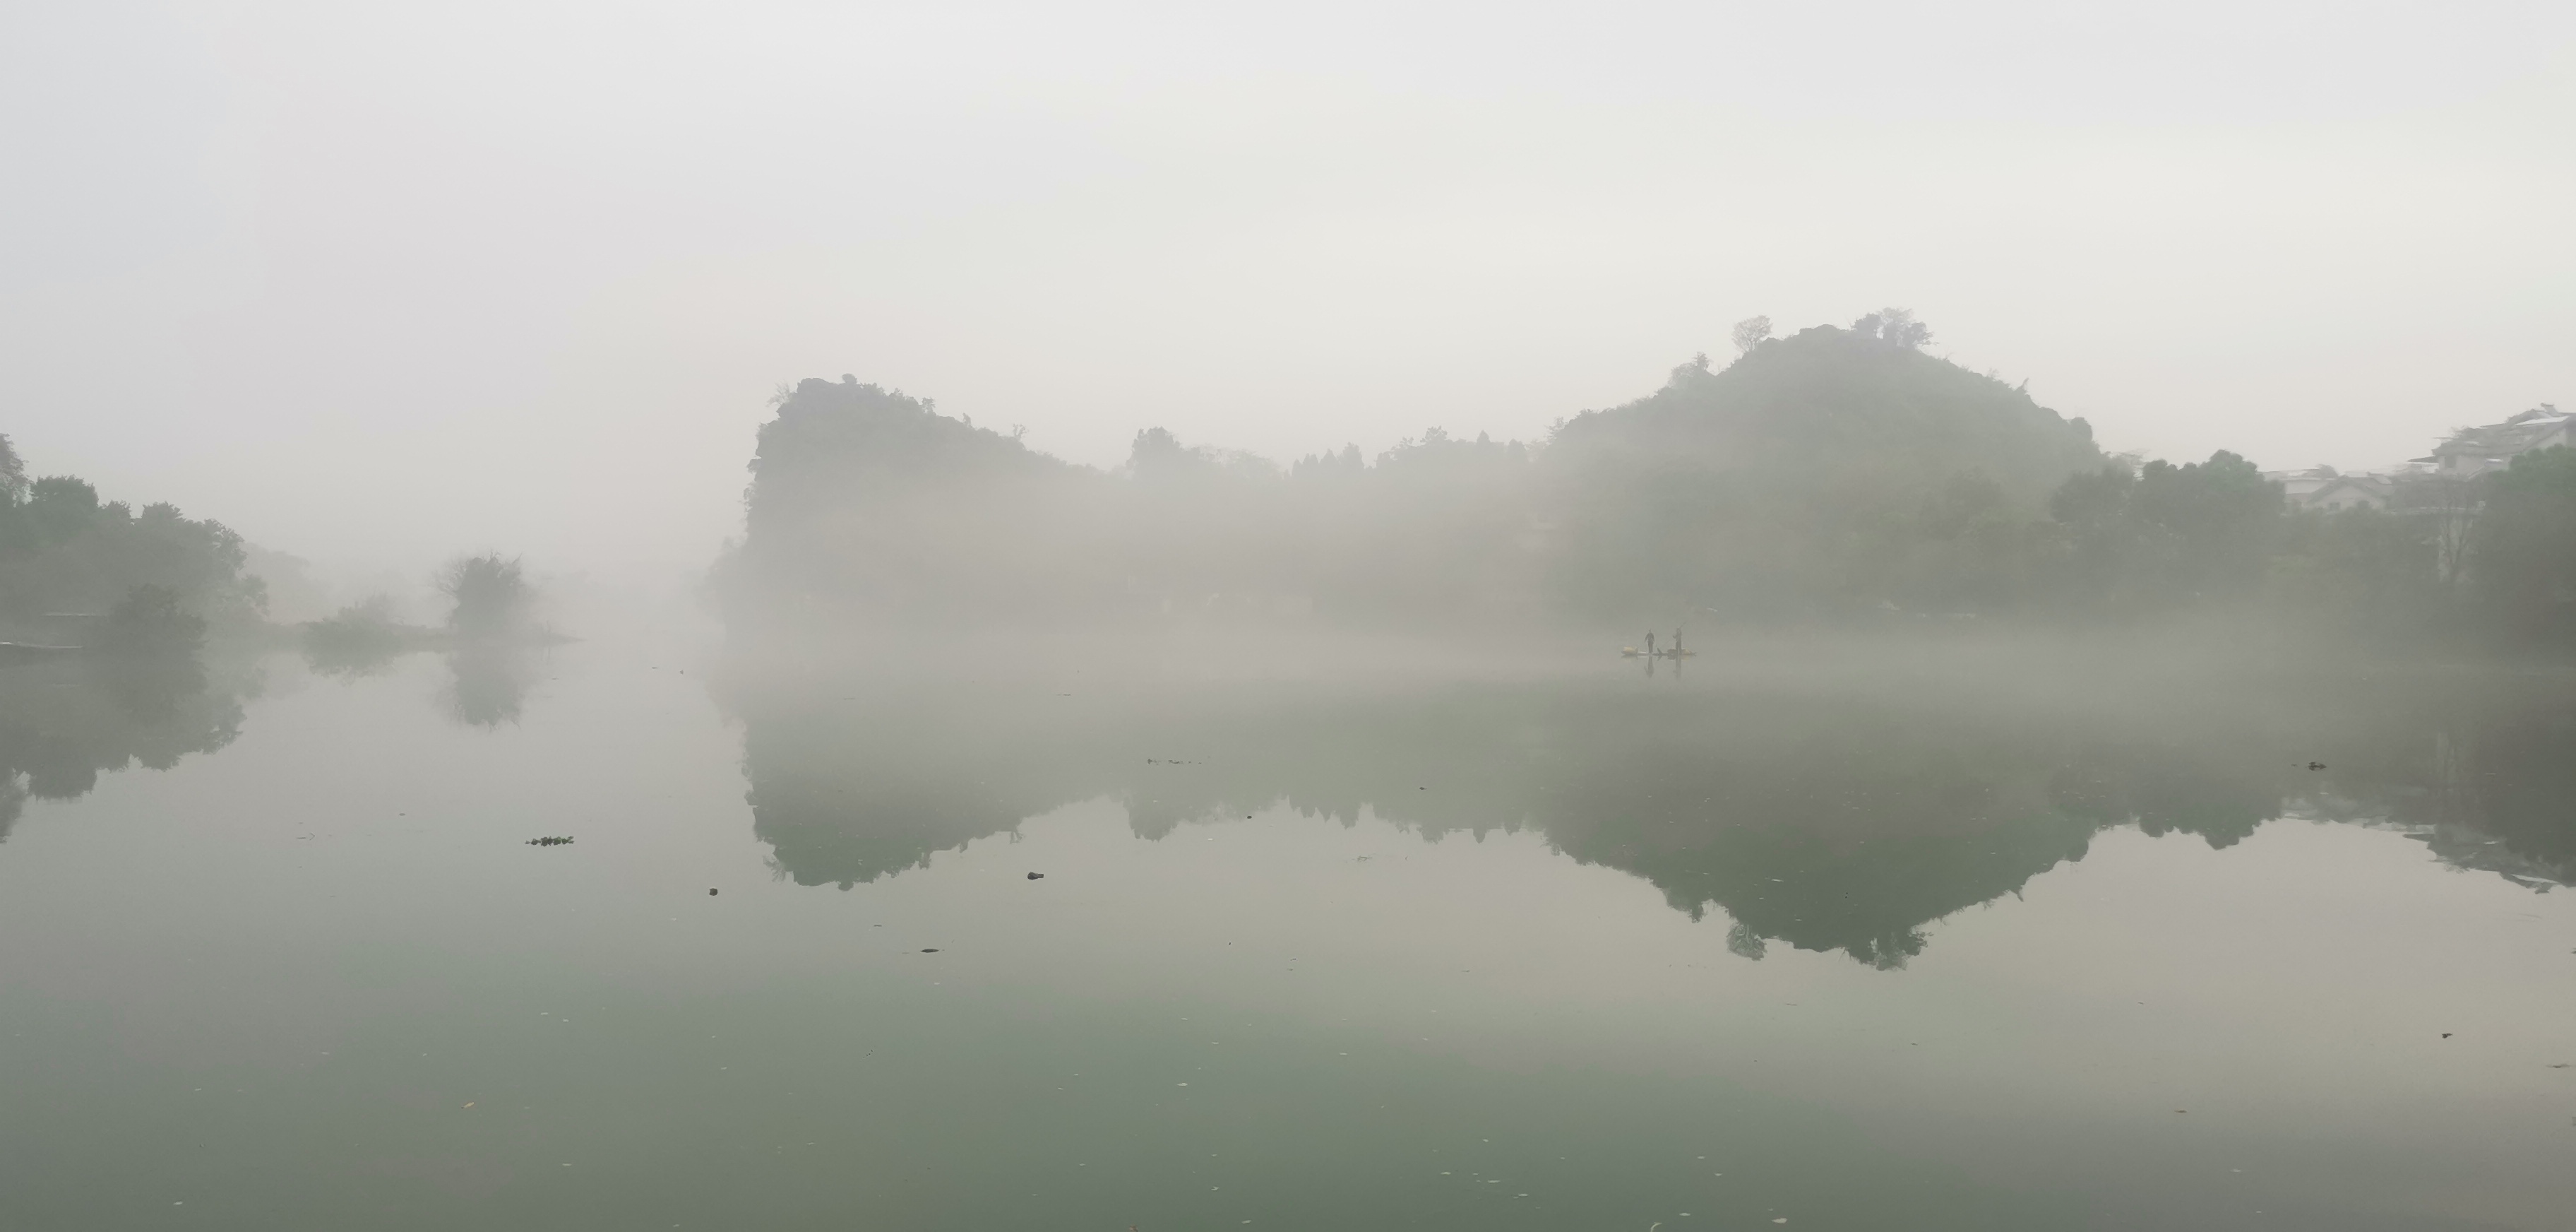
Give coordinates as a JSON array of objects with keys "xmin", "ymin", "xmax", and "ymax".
[{"xmin": 720, "ymin": 324, "xmax": 2110, "ymax": 632}]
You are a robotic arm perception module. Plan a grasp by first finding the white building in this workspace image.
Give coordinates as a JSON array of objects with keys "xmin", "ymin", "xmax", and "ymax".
[
  {"xmin": 2265, "ymin": 405, "xmax": 2567, "ymax": 516},
  {"xmin": 2304, "ymin": 474, "xmax": 2399, "ymax": 511},
  {"xmin": 2419, "ymin": 404, "xmax": 2572, "ymax": 479},
  {"xmin": 2264, "ymin": 465, "xmax": 2401, "ymax": 511},
  {"xmin": 2265, "ymin": 465, "xmax": 2342, "ymax": 504}
]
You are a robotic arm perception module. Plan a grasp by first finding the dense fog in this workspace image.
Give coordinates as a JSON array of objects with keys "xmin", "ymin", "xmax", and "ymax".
[
  {"xmin": 5, "ymin": 4, "xmax": 2572, "ymax": 579},
  {"xmin": 708, "ymin": 315, "xmax": 2571, "ymax": 651},
  {"xmin": 10, "ymin": 9, "xmax": 2576, "ymax": 1231}
]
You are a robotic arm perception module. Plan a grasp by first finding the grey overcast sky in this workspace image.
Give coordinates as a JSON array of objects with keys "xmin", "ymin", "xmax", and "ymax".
[{"xmin": 4, "ymin": 1, "xmax": 2571, "ymax": 574}]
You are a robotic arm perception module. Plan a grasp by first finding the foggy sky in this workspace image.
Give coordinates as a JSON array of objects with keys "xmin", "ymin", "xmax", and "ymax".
[{"xmin": 4, "ymin": 1, "xmax": 2570, "ymax": 578}]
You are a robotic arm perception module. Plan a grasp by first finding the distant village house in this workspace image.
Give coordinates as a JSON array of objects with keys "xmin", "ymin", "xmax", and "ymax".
[
  {"xmin": 2419, "ymin": 403, "xmax": 2570, "ymax": 480},
  {"xmin": 2265, "ymin": 403, "xmax": 2566, "ymax": 513}
]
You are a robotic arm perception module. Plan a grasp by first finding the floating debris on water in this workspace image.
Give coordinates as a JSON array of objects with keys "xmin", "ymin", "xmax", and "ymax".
[{"xmin": 525, "ymin": 836, "xmax": 574, "ymax": 846}]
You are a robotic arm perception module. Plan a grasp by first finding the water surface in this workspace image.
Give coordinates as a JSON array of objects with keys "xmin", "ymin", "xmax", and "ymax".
[{"xmin": 3, "ymin": 636, "xmax": 2572, "ymax": 1230}]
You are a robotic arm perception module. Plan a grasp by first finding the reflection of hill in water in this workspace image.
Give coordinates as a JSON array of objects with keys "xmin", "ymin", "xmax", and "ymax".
[
  {"xmin": 301, "ymin": 634, "xmax": 546, "ymax": 730},
  {"xmin": 441, "ymin": 645, "xmax": 540, "ymax": 728},
  {"xmin": 729, "ymin": 652, "xmax": 2576, "ymax": 966},
  {"xmin": 0, "ymin": 656, "xmax": 255, "ymax": 839}
]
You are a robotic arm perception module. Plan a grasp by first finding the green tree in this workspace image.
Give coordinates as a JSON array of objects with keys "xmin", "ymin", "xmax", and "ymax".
[
  {"xmin": 0, "ymin": 433, "xmax": 26, "ymax": 506},
  {"xmin": 95, "ymin": 584, "xmax": 207, "ymax": 657},
  {"xmin": 2129, "ymin": 450, "xmax": 2282, "ymax": 598},
  {"xmin": 439, "ymin": 554, "xmax": 535, "ymax": 641},
  {"xmin": 2266, "ymin": 505, "xmax": 2445, "ymax": 636},
  {"xmin": 23, "ymin": 476, "xmax": 100, "ymax": 546},
  {"xmin": 1852, "ymin": 307, "xmax": 1933, "ymax": 350},
  {"xmin": 2468, "ymin": 445, "xmax": 2576, "ymax": 641},
  {"xmin": 0, "ymin": 471, "xmax": 263, "ymax": 634},
  {"xmin": 302, "ymin": 596, "xmax": 417, "ymax": 677},
  {"xmin": 2035, "ymin": 451, "xmax": 2289, "ymax": 616}
]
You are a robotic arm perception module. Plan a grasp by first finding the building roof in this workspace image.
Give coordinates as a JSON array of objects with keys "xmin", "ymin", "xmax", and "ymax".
[{"xmin": 2431, "ymin": 404, "xmax": 2570, "ymax": 460}]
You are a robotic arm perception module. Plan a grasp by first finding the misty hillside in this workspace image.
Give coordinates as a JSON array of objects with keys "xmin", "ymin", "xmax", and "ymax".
[
  {"xmin": 1557, "ymin": 324, "xmax": 2098, "ymax": 507},
  {"xmin": 731, "ymin": 380, "xmax": 1120, "ymax": 621},
  {"xmin": 1549, "ymin": 323, "xmax": 2104, "ymax": 618},
  {"xmin": 714, "ymin": 326, "xmax": 2152, "ymax": 632}
]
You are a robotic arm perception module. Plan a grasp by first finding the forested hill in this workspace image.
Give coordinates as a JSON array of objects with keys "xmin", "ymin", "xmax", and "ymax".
[
  {"xmin": 715, "ymin": 328, "xmax": 2113, "ymax": 631},
  {"xmin": 717, "ymin": 319, "xmax": 2514, "ymax": 639},
  {"xmin": 1545, "ymin": 323, "xmax": 2104, "ymax": 618},
  {"xmin": 729, "ymin": 379, "xmax": 1119, "ymax": 622},
  {"xmin": 744, "ymin": 379, "xmax": 1087, "ymax": 539},
  {"xmin": 1557, "ymin": 324, "xmax": 2099, "ymax": 498}
]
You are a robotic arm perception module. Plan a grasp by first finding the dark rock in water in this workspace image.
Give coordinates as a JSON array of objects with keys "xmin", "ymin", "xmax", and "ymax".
[
  {"xmin": 1027, "ymin": 872, "xmax": 1044, "ymax": 880},
  {"xmin": 708, "ymin": 888, "xmax": 718, "ymax": 896}
]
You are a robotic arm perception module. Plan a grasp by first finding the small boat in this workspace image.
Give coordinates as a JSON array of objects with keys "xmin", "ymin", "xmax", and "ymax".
[{"xmin": 1626, "ymin": 628, "xmax": 1695, "ymax": 661}]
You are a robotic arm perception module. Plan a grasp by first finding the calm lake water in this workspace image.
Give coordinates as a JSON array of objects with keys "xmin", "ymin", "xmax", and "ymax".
[{"xmin": 4, "ymin": 632, "xmax": 2574, "ymax": 1231}]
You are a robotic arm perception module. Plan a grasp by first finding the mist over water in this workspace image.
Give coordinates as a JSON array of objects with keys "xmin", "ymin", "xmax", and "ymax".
[
  {"xmin": 11, "ymin": 312, "xmax": 2576, "ymax": 1232},
  {"xmin": 13, "ymin": 324, "xmax": 2576, "ymax": 1232},
  {"xmin": 6, "ymin": 627, "xmax": 2576, "ymax": 1231},
  {"xmin": 7, "ymin": 4, "xmax": 2576, "ymax": 1229}
]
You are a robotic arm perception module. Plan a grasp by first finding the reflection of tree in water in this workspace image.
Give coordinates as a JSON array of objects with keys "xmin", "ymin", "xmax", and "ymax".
[
  {"xmin": 299, "ymin": 614, "xmax": 547, "ymax": 729},
  {"xmin": 2298, "ymin": 676, "xmax": 2576, "ymax": 887},
  {"xmin": 443, "ymin": 646, "xmax": 539, "ymax": 728},
  {"xmin": 93, "ymin": 653, "xmax": 211, "ymax": 724},
  {"xmin": 302, "ymin": 626, "xmax": 409, "ymax": 680},
  {"xmin": 2450, "ymin": 698, "xmax": 2576, "ymax": 876},
  {"xmin": 0, "ymin": 656, "xmax": 253, "ymax": 840},
  {"xmin": 729, "ymin": 657, "xmax": 2576, "ymax": 966}
]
